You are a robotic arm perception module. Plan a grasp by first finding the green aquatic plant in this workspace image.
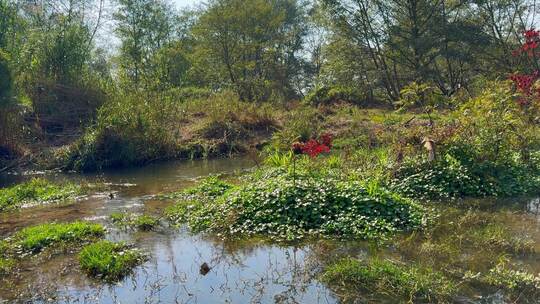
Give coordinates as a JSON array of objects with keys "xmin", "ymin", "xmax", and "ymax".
[
  {"xmin": 483, "ymin": 259, "xmax": 540, "ymax": 297},
  {"xmin": 11, "ymin": 221, "xmax": 105, "ymax": 253},
  {"xmin": 0, "ymin": 178, "xmax": 83, "ymax": 211},
  {"xmin": 321, "ymin": 257, "xmax": 457, "ymax": 303},
  {"xmin": 166, "ymin": 173, "xmax": 427, "ymax": 241},
  {"xmin": 469, "ymin": 223, "xmax": 535, "ymax": 254},
  {"xmin": 79, "ymin": 240, "xmax": 146, "ymax": 282},
  {"xmin": 160, "ymin": 175, "xmax": 234, "ymax": 201},
  {"xmin": 110, "ymin": 213, "xmax": 159, "ymax": 231}
]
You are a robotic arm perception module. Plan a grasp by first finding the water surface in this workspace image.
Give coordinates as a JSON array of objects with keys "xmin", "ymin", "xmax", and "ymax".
[{"xmin": 1, "ymin": 157, "xmax": 539, "ymax": 303}]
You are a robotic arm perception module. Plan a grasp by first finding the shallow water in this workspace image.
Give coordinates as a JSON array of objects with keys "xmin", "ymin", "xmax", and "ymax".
[{"xmin": 0, "ymin": 158, "xmax": 539, "ymax": 303}]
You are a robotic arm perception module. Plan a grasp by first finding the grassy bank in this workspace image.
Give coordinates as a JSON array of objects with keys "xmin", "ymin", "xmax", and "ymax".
[
  {"xmin": 0, "ymin": 178, "xmax": 84, "ymax": 212},
  {"xmin": 56, "ymin": 91, "xmax": 280, "ymax": 171}
]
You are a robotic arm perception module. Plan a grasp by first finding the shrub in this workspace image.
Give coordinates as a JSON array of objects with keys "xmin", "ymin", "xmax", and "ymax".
[
  {"xmin": 0, "ymin": 178, "xmax": 83, "ymax": 211},
  {"xmin": 321, "ymin": 258, "xmax": 457, "ymax": 302},
  {"xmin": 61, "ymin": 93, "xmax": 178, "ymax": 171},
  {"xmin": 305, "ymin": 85, "xmax": 366, "ymax": 106},
  {"xmin": 0, "ymin": 257, "xmax": 13, "ymax": 276},
  {"xmin": 0, "ymin": 50, "xmax": 12, "ymax": 105},
  {"xmin": 79, "ymin": 240, "xmax": 146, "ymax": 281},
  {"xmin": 390, "ymin": 145, "xmax": 540, "ymax": 200},
  {"xmin": 61, "ymin": 91, "xmax": 279, "ymax": 171},
  {"xmin": 11, "ymin": 221, "xmax": 105, "ymax": 253},
  {"xmin": 165, "ymin": 173, "xmax": 427, "ymax": 241}
]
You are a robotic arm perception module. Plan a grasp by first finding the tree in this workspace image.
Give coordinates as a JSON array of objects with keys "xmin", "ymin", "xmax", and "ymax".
[
  {"xmin": 192, "ymin": 0, "xmax": 307, "ymax": 101},
  {"xmin": 114, "ymin": 0, "xmax": 176, "ymax": 89}
]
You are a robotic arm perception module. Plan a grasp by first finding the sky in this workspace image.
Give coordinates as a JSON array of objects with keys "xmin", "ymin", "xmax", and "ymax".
[{"xmin": 172, "ymin": 0, "xmax": 201, "ymax": 9}]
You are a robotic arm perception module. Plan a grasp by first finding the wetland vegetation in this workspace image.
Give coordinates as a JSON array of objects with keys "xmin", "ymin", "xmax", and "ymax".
[{"xmin": 1, "ymin": 0, "xmax": 540, "ymax": 302}]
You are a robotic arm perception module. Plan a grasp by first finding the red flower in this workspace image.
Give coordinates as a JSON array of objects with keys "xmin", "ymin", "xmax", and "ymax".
[{"xmin": 291, "ymin": 134, "xmax": 333, "ymax": 158}]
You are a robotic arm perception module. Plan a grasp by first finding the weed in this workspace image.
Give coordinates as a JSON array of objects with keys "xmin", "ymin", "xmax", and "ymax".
[
  {"xmin": 79, "ymin": 240, "xmax": 146, "ymax": 282},
  {"xmin": 11, "ymin": 221, "xmax": 105, "ymax": 253},
  {"xmin": 0, "ymin": 178, "xmax": 83, "ymax": 211},
  {"xmin": 482, "ymin": 259, "xmax": 540, "ymax": 296},
  {"xmin": 321, "ymin": 257, "xmax": 457, "ymax": 302},
  {"xmin": 110, "ymin": 213, "xmax": 159, "ymax": 231}
]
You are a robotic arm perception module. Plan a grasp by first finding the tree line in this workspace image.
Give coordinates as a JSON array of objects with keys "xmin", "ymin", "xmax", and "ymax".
[{"xmin": 0, "ymin": 0, "xmax": 537, "ymax": 108}]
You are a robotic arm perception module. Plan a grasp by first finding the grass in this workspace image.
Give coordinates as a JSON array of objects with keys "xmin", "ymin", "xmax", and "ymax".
[
  {"xmin": 0, "ymin": 178, "xmax": 83, "ymax": 212},
  {"xmin": 110, "ymin": 213, "xmax": 159, "ymax": 231},
  {"xmin": 79, "ymin": 240, "xmax": 146, "ymax": 281},
  {"xmin": 60, "ymin": 90, "xmax": 280, "ymax": 171},
  {"xmin": 469, "ymin": 223, "xmax": 535, "ymax": 254},
  {"xmin": 10, "ymin": 221, "xmax": 105, "ymax": 253},
  {"xmin": 0, "ymin": 257, "xmax": 13, "ymax": 275},
  {"xmin": 321, "ymin": 257, "xmax": 457, "ymax": 303},
  {"xmin": 483, "ymin": 261, "xmax": 540, "ymax": 291}
]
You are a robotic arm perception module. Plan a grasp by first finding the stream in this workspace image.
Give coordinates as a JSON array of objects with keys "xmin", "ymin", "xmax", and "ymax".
[{"xmin": 0, "ymin": 157, "xmax": 539, "ymax": 303}]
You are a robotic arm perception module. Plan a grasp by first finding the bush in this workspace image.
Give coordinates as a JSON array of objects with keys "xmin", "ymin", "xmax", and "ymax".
[
  {"xmin": 391, "ymin": 144, "xmax": 540, "ymax": 200},
  {"xmin": 11, "ymin": 221, "xmax": 105, "ymax": 253},
  {"xmin": 0, "ymin": 178, "xmax": 83, "ymax": 211},
  {"xmin": 305, "ymin": 85, "xmax": 366, "ymax": 106},
  {"xmin": 61, "ymin": 91, "xmax": 279, "ymax": 171},
  {"xmin": 79, "ymin": 240, "xmax": 146, "ymax": 281},
  {"xmin": 61, "ymin": 93, "xmax": 179, "ymax": 171},
  {"xmin": 165, "ymin": 173, "xmax": 427, "ymax": 241},
  {"xmin": 321, "ymin": 258, "xmax": 457, "ymax": 302}
]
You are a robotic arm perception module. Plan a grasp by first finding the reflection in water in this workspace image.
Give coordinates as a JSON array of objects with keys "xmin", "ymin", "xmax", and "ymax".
[
  {"xmin": 1, "ymin": 157, "xmax": 540, "ymax": 303},
  {"xmin": 3, "ymin": 231, "xmax": 337, "ymax": 303},
  {"xmin": 0, "ymin": 157, "xmax": 337, "ymax": 303}
]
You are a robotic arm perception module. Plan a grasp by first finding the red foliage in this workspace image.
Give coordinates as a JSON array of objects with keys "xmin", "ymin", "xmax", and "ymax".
[
  {"xmin": 291, "ymin": 133, "xmax": 333, "ymax": 158},
  {"xmin": 509, "ymin": 29, "xmax": 540, "ymax": 104}
]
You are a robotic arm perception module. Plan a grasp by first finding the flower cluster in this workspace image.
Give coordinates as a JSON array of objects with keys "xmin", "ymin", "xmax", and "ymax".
[
  {"xmin": 292, "ymin": 133, "xmax": 333, "ymax": 158},
  {"xmin": 509, "ymin": 29, "xmax": 540, "ymax": 105},
  {"xmin": 509, "ymin": 72, "xmax": 538, "ymax": 94},
  {"xmin": 513, "ymin": 29, "xmax": 540, "ymax": 57}
]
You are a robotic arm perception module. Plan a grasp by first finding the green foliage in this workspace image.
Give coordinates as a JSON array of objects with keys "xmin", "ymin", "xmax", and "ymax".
[
  {"xmin": 0, "ymin": 50, "xmax": 12, "ymax": 105},
  {"xmin": 61, "ymin": 93, "xmax": 178, "ymax": 171},
  {"xmin": 11, "ymin": 222, "xmax": 105, "ymax": 253},
  {"xmin": 483, "ymin": 260, "xmax": 540, "ymax": 293},
  {"xmin": 192, "ymin": 0, "xmax": 307, "ymax": 101},
  {"xmin": 321, "ymin": 258, "xmax": 457, "ymax": 302},
  {"xmin": 0, "ymin": 178, "xmax": 83, "ymax": 211},
  {"xmin": 165, "ymin": 173, "xmax": 427, "ymax": 241},
  {"xmin": 396, "ymin": 82, "xmax": 449, "ymax": 111},
  {"xmin": 79, "ymin": 240, "xmax": 146, "ymax": 282},
  {"xmin": 304, "ymin": 85, "xmax": 366, "ymax": 106},
  {"xmin": 110, "ymin": 213, "xmax": 159, "ymax": 231},
  {"xmin": 391, "ymin": 83, "xmax": 540, "ymax": 200},
  {"xmin": 0, "ymin": 257, "xmax": 13, "ymax": 276},
  {"xmin": 452, "ymin": 81, "xmax": 540, "ymax": 164},
  {"xmin": 390, "ymin": 148, "xmax": 540, "ymax": 200}
]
